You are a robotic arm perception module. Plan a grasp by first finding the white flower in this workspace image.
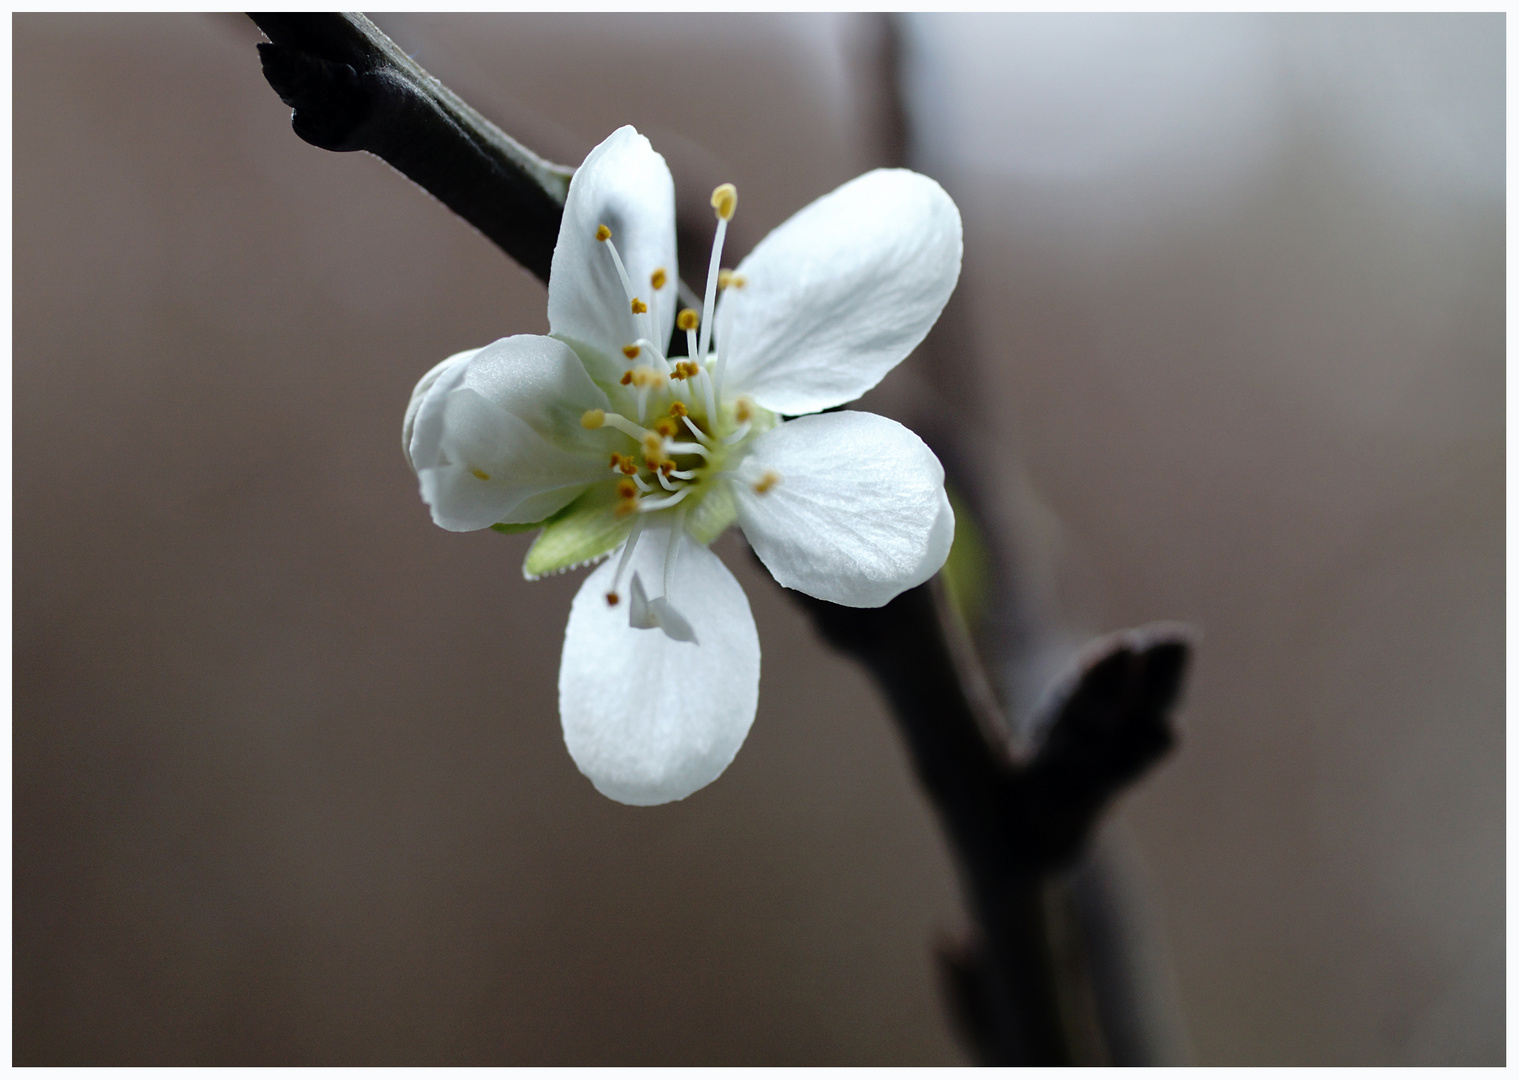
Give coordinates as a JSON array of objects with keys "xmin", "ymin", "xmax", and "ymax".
[{"xmin": 404, "ymin": 126, "xmax": 962, "ymax": 806}]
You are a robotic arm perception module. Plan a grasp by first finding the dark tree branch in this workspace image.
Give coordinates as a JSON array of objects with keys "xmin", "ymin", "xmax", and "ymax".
[
  {"xmin": 801, "ymin": 581, "xmax": 1190, "ymax": 1062},
  {"xmin": 248, "ymin": 13, "xmax": 1194, "ymax": 1066},
  {"xmin": 251, "ymin": 12, "xmax": 571, "ymax": 283}
]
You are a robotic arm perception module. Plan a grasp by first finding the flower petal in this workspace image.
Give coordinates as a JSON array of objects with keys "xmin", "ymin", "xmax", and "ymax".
[
  {"xmin": 559, "ymin": 523, "xmax": 759, "ymax": 805},
  {"xmin": 548, "ymin": 126, "xmax": 679, "ymax": 379},
  {"xmin": 456, "ymin": 334, "xmax": 611, "ymax": 451},
  {"xmin": 714, "ymin": 169, "xmax": 962, "ymax": 415},
  {"xmin": 408, "ymin": 336, "xmax": 615, "ymax": 532},
  {"xmin": 732, "ymin": 411, "xmax": 954, "ymax": 607},
  {"xmin": 418, "ymin": 389, "xmax": 605, "ymax": 531},
  {"xmin": 403, "ymin": 346, "xmax": 479, "ymax": 473}
]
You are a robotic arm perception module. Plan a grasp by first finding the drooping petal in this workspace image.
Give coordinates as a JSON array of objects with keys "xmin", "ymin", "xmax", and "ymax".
[
  {"xmin": 559, "ymin": 524, "xmax": 759, "ymax": 806},
  {"xmin": 419, "ymin": 389, "xmax": 606, "ymax": 531},
  {"xmin": 409, "ymin": 336, "xmax": 615, "ymax": 532},
  {"xmin": 714, "ymin": 169, "xmax": 962, "ymax": 416},
  {"xmin": 732, "ymin": 410, "xmax": 954, "ymax": 607},
  {"xmin": 456, "ymin": 335, "xmax": 611, "ymax": 453},
  {"xmin": 403, "ymin": 346, "xmax": 479, "ymax": 473},
  {"xmin": 548, "ymin": 127, "xmax": 678, "ymax": 379}
]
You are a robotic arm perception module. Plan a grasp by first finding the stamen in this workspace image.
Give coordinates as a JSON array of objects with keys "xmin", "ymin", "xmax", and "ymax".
[
  {"xmin": 752, "ymin": 470, "xmax": 782, "ymax": 494},
  {"xmin": 657, "ymin": 470, "xmax": 679, "ymax": 491},
  {"xmin": 596, "ymin": 224, "xmax": 612, "ymax": 242},
  {"xmin": 638, "ymin": 487, "xmax": 692, "ymax": 512},
  {"xmin": 676, "ymin": 310, "xmax": 701, "ymax": 392},
  {"xmin": 717, "ymin": 269, "xmax": 746, "ymax": 290},
  {"xmin": 667, "ymin": 468, "xmax": 696, "ymax": 480},
  {"xmin": 642, "ymin": 433, "xmax": 666, "ymax": 460},
  {"xmin": 668, "ymin": 401, "xmax": 688, "ymax": 418},
  {"xmin": 608, "ymin": 517, "xmax": 645, "ymax": 601},
  {"xmin": 653, "ymin": 417, "xmax": 679, "ymax": 438},
  {"xmin": 650, "ymin": 268, "xmax": 668, "ymax": 290},
  {"xmin": 631, "ymin": 365, "xmax": 663, "ymax": 389},
  {"xmin": 682, "ymin": 416, "xmax": 716, "ymax": 448},
  {"xmin": 735, "ymin": 397, "xmax": 753, "ymax": 423},
  {"xmin": 630, "ymin": 473, "xmax": 651, "ymax": 492},
  {"xmin": 470, "ymin": 468, "xmax": 491, "ymax": 481},
  {"xmin": 722, "ymin": 419, "xmax": 752, "ymax": 445},
  {"xmin": 601, "ymin": 233, "xmax": 653, "ymax": 342},
  {"xmin": 663, "ymin": 504, "xmax": 688, "ymax": 595},
  {"xmin": 601, "ymin": 412, "xmax": 652, "ymax": 441},
  {"xmin": 699, "ymin": 185, "xmax": 737, "ymax": 371},
  {"xmin": 664, "ymin": 440, "xmax": 712, "ymax": 460},
  {"xmin": 699, "ymin": 367, "xmax": 718, "ymax": 426},
  {"xmin": 580, "ymin": 409, "xmax": 605, "ymax": 429},
  {"xmin": 711, "ymin": 183, "xmax": 738, "ymax": 222},
  {"xmin": 617, "ymin": 478, "xmax": 639, "ymax": 500},
  {"xmin": 622, "ymin": 344, "xmax": 641, "ymax": 360},
  {"xmin": 620, "ymin": 371, "xmax": 634, "ymax": 385},
  {"xmin": 630, "ymin": 337, "xmax": 670, "ymax": 371}
]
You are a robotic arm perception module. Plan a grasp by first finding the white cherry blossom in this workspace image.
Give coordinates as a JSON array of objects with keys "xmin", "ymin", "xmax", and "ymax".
[{"xmin": 405, "ymin": 126, "xmax": 962, "ymax": 806}]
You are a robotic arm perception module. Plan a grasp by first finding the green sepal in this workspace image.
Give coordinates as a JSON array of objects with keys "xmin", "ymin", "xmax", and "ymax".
[
  {"xmin": 490, "ymin": 521, "xmax": 542, "ymax": 534},
  {"xmin": 523, "ymin": 481, "xmax": 634, "ymax": 579},
  {"xmin": 686, "ymin": 480, "xmax": 737, "ymax": 545}
]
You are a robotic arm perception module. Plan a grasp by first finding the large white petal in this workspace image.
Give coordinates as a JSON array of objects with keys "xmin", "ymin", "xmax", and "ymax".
[
  {"xmin": 548, "ymin": 127, "xmax": 678, "ymax": 377},
  {"xmin": 732, "ymin": 411, "xmax": 954, "ymax": 607},
  {"xmin": 714, "ymin": 169, "xmax": 962, "ymax": 415},
  {"xmin": 559, "ymin": 523, "xmax": 759, "ymax": 806}
]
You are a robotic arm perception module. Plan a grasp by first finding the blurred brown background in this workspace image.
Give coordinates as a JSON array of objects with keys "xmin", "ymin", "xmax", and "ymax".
[{"xmin": 13, "ymin": 13, "xmax": 1503, "ymax": 1065}]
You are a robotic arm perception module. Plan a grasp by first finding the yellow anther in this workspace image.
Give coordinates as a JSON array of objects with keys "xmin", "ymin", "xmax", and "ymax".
[
  {"xmin": 735, "ymin": 397, "xmax": 753, "ymax": 422},
  {"xmin": 606, "ymin": 591, "xmax": 620, "ymax": 606},
  {"xmin": 753, "ymin": 471, "xmax": 781, "ymax": 494},
  {"xmin": 660, "ymin": 461, "xmax": 675, "ymax": 476},
  {"xmin": 580, "ymin": 409, "xmax": 605, "ymax": 429},
  {"xmin": 622, "ymin": 344, "xmax": 641, "ymax": 360},
  {"xmin": 620, "ymin": 371, "xmax": 634, "ymax": 386},
  {"xmin": 711, "ymin": 183, "xmax": 738, "ymax": 221},
  {"xmin": 470, "ymin": 468, "xmax": 491, "ymax": 482},
  {"xmin": 718, "ymin": 269, "xmax": 747, "ymax": 290},
  {"xmin": 642, "ymin": 433, "xmax": 664, "ymax": 459},
  {"xmin": 617, "ymin": 478, "xmax": 638, "ymax": 499},
  {"xmin": 631, "ymin": 298, "xmax": 648, "ymax": 315},
  {"xmin": 654, "ymin": 417, "xmax": 678, "ymax": 438},
  {"xmin": 631, "ymin": 365, "xmax": 663, "ymax": 389},
  {"xmin": 677, "ymin": 308, "xmax": 699, "ymax": 331},
  {"xmin": 595, "ymin": 224, "xmax": 612, "ymax": 242},
  {"xmin": 609, "ymin": 452, "xmax": 624, "ymax": 468},
  {"xmin": 615, "ymin": 499, "xmax": 638, "ymax": 518},
  {"xmin": 619, "ymin": 458, "xmax": 638, "ymax": 475},
  {"xmin": 669, "ymin": 401, "xmax": 688, "ymax": 418},
  {"xmin": 650, "ymin": 268, "xmax": 668, "ymax": 290}
]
